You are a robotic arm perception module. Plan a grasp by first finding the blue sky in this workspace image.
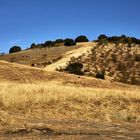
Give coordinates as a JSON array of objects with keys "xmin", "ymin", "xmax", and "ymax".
[{"xmin": 0, "ymin": 0, "xmax": 140, "ymax": 53}]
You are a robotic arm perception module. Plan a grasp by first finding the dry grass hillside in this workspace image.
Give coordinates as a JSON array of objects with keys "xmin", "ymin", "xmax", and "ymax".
[
  {"xmin": 58, "ymin": 43, "xmax": 140, "ymax": 85},
  {"xmin": 0, "ymin": 60, "xmax": 140, "ymax": 123},
  {"xmin": 0, "ymin": 60, "xmax": 134, "ymax": 89},
  {"xmin": 45, "ymin": 42, "xmax": 94, "ymax": 71},
  {"xmin": 0, "ymin": 43, "xmax": 86, "ymax": 68},
  {"xmin": 0, "ymin": 42, "xmax": 140, "ymax": 139},
  {"xmin": 1, "ymin": 42, "xmax": 139, "ymax": 85}
]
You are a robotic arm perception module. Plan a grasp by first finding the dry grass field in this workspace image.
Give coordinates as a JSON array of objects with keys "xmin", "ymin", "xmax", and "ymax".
[
  {"xmin": 0, "ymin": 42, "xmax": 140, "ymax": 139},
  {"xmin": 0, "ymin": 81, "xmax": 140, "ymax": 139},
  {"xmin": 0, "ymin": 82, "xmax": 140, "ymax": 122}
]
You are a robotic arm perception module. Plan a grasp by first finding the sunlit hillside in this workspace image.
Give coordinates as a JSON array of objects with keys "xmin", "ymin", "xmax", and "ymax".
[{"xmin": 0, "ymin": 41, "xmax": 140, "ymax": 139}]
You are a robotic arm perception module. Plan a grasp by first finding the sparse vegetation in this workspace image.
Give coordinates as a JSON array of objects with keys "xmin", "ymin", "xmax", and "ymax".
[
  {"xmin": 59, "ymin": 42, "xmax": 140, "ymax": 85},
  {"xmin": 96, "ymin": 71, "xmax": 105, "ymax": 79},
  {"xmin": 65, "ymin": 62, "xmax": 83, "ymax": 75},
  {"xmin": 98, "ymin": 34, "xmax": 140, "ymax": 45}
]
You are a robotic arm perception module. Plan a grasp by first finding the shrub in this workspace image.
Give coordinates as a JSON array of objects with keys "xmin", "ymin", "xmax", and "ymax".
[
  {"xmin": 107, "ymin": 35, "xmax": 140, "ymax": 44},
  {"xmin": 31, "ymin": 63, "xmax": 35, "ymax": 67},
  {"xmin": 98, "ymin": 34, "xmax": 108, "ymax": 40},
  {"xmin": 55, "ymin": 39, "xmax": 64, "ymax": 44},
  {"xmin": 65, "ymin": 62, "xmax": 83, "ymax": 75},
  {"xmin": 75, "ymin": 35, "xmax": 89, "ymax": 42},
  {"xmin": 64, "ymin": 38, "xmax": 76, "ymax": 46},
  {"xmin": 30, "ymin": 43, "xmax": 36, "ymax": 49},
  {"xmin": 96, "ymin": 71, "xmax": 105, "ymax": 79},
  {"xmin": 98, "ymin": 38, "xmax": 108, "ymax": 45},
  {"xmin": 9, "ymin": 46, "xmax": 22, "ymax": 53},
  {"xmin": 97, "ymin": 34, "xmax": 108, "ymax": 45},
  {"xmin": 44, "ymin": 41, "xmax": 55, "ymax": 47}
]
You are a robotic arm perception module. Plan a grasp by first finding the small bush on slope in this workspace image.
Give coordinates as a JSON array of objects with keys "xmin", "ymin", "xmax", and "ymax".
[
  {"xmin": 9, "ymin": 46, "xmax": 22, "ymax": 53},
  {"xmin": 64, "ymin": 38, "xmax": 76, "ymax": 46},
  {"xmin": 65, "ymin": 62, "xmax": 83, "ymax": 75},
  {"xmin": 75, "ymin": 35, "xmax": 89, "ymax": 42}
]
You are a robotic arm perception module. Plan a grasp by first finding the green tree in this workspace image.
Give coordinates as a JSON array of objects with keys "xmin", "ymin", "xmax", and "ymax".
[
  {"xmin": 64, "ymin": 38, "xmax": 76, "ymax": 46},
  {"xmin": 97, "ymin": 34, "xmax": 108, "ymax": 45},
  {"xmin": 65, "ymin": 62, "xmax": 83, "ymax": 75},
  {"xmin": 75, "ymin": 35, "xmax": 89, "ymax": 42},
  {"xmin": 55, "ymin": 39, "xmax": 64, "ymax": 43},
  {"xmin": 44, "ymin": 41, "xmax": 55, "ymax": 47},
  {"xmin": 30, "ymin": 43, "xmax": 36, "ymax": 49},
  {"xmin": 9, "ymin": 46, "xmax": 22, "ymax": 53},
  {"xmin": 98, "ymin": 34, "xmax": 108, "ymax": 40}
]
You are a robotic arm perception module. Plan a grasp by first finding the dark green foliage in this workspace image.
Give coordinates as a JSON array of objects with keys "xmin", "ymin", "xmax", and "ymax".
[
  {"xmin": 96, "ymin": 71, "xmax": 105, "ymax": 79},
  {"xmin": 64, "ymin": 38, "xmax": 76, "ymax": 46},
  {"xmin": 107, "ymin": 35, "xmax": 140, "ymax": 44},
  {"xmin": 75, "ymin": 35, "xmax": 89, "ymax": 42},
  {"xmin": 97, "ymin": 34, "xmax": 108, "ymax": 45},
  {"xmin": 65, "ymin": 62, "xmax": 83, "ymax": 75},
  {"xmin": 55, "ymin": 39, "xmax": 64, "ymax": 44},
  {"xmin": 44, "ymin": 41, "xmax": 55, "ymax": 47},
  {"xmin": 30, "ymin": 43, "xmax": 36, "ymax": 49},
  {"xmin": 98, "ymin": 34, "xmax": 108, "ymax": 40},
  {"xmin": 9, "ymin": 46, "xmax": 22, "ymax": 53},
  {"xmin": 96, "ymin": 34, "xmax": 140, "ymax": 45}
]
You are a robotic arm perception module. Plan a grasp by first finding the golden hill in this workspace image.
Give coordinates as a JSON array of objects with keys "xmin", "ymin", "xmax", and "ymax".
[
  {"xmin": 0, "ymin": 42, "xmax": 139, "ymax": 86},
  {"xmin": 57, "ymin": 43, "xmax": 140, "ymax": 85},
  {"xmin": 0, "ymin": 60, "xmax": 139, "ymax": 91},
  {"xmin": 0, "ymin": 43, "xmax": 88, "ymax": 68},
  {"xmin": 0, "ymin": 60, "xmax": 140, "ymax": 125},
  {"xmin": 0, "ymin": 43, "xmax": 140, "ymax": 137}
]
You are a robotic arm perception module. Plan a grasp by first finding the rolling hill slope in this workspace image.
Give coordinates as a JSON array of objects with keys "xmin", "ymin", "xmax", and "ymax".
[
  {"xmin": 56, "ymin": 43, "xmax": 140, "ymax": 85},
  {"xmin": 0, "ymin": 43, "xmax": 87, "ymax": 68},
  {"xmin": 0, "ymin": 60, "xmax": 139, "ymax": 90},
  {"xmin": 45, "ymin": 42, "xmax": 94, "ymax": 71},
  {"xmin": 0, "ymin": 42, "xmax": 139, "ymax": 86},
  {"xmin": 0, "ymin": 43, "xmax": 140, "ymax": 139}
]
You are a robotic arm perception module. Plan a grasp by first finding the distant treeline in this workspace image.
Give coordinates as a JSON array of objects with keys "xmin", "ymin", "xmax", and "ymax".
[
  {"xmin": 8, "ymin": 35, "xmax": 140, "ymax": 53},
  {"xmin": 29, "ymin": 35, "xmax": 89, "ymax": 49},
  {"xmin": 9, "ymin": 35, "xmax": 89, "ymax": 53},
  {"xmin": 97, "ymin": 34, "xmax": 140, "ymax": 45}
]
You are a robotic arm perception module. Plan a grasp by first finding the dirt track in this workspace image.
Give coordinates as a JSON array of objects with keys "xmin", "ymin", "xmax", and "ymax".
[
  {"xmin": 1, "ymin": 119, "xmax": 140, "ymax": 140},
  {"xmin": 45, "ymin": 42, "xmax": 94, "ymax": 71}
]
